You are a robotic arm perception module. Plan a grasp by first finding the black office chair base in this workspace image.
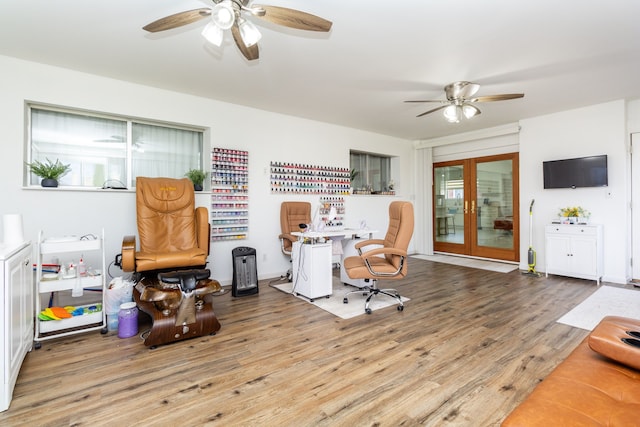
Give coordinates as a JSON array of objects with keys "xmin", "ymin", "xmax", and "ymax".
[{"xmin": 343, "ymin": 284, "xmax": 404, "ymax": 315}]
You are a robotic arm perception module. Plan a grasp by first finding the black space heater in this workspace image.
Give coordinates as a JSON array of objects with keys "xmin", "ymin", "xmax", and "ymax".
[{"xmin": 232, "ymin": 246, "xmax": 259, "ymax": 297}]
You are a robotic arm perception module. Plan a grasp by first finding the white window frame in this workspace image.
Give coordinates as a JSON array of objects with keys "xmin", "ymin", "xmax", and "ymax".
[
  {"xmin": 350, "ymin": 150, "xmax": 393, "ymax": 193},
  {"xmin": 26, "ymin": 103, "xmax": 207, "ymax": 190}
]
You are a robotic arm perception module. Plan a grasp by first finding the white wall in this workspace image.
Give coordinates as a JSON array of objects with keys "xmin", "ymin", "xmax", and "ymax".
[
  {"xmin": 519, "ymin": 100, "xmax": 629, "ymax": 283},
  {"xmin": 0, "ymin": 55, "xmax": 415, "ymax": 285}
]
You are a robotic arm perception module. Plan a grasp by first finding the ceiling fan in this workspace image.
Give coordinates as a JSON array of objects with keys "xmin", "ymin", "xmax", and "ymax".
[
  {"xmin": 143, "ymin": 0, "xmax": 332, "ymax": 61},
  {"xmin": 405, "ymin": 81, "xmax": 524, "ymax": 123}
]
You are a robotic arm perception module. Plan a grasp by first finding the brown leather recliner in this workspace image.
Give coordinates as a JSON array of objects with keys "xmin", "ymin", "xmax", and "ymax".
[{"xmin": 121, "ymin": 177, "xmax": 221, "ymax": 347}]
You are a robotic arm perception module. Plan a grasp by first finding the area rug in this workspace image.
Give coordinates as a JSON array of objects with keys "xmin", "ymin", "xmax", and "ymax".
[
  {"xmin": 272, "ymin": 278, "xmax": 409, "ymax": 319},
  {"xmin": 557, "ymin": 285, "xmax": 640, "ymax": 331},
  {"xmin": 411, "ymin": 254, "xmax": 518, "ymax": 273}
]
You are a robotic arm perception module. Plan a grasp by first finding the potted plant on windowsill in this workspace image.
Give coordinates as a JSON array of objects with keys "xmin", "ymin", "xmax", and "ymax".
[
  {"xmin": 26, "ymin": 158, "xmax": 71, "ymax": 188},
  {"xmin": 185, "ymin": 169, "xmax": 207, "ymax": 191}
]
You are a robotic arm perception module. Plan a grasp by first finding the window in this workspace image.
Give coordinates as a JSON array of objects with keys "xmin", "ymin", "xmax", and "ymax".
[
  {"xmin": 350, "ymin": 151, "xmax": 392, "ymax": 192},
  {"xmin": 27, "ymin": 105, "xmax": 205, "ymax": 188}
]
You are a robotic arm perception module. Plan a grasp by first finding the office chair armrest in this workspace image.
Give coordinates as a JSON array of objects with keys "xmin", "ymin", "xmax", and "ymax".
[
  {"xmin": 279, "ymin": 233, "xmax": 297, "ymax": 256},
  {"xmin": 354, "ymin": 239, "xmax": 385, "ymax": 254},
  {"xmin": 279, "ymin": 233, "xmax": 297, "ymax": 242},
  {"xmin": 121, "ymin": 235, "xmax": 137, "ymax": 272},
  {"xmin": 354, "ymin": 239, "xmax": 385, "ymax": 249},
  {"xmin": 361, "ymin": 247, "xmax": 408, "ymax": 277},
  {"xmin": 195, "ymin": 206, "xmax": 210, "ymax": 255},
  {"xmin": 360, "ymin": 247, "xmax": 407, "ymax": 259}
]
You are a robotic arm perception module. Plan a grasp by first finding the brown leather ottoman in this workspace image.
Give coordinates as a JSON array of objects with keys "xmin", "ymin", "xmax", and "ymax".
[{"xmin": 502, "ymin": 316, "xmax": 640, "ymax": 426}]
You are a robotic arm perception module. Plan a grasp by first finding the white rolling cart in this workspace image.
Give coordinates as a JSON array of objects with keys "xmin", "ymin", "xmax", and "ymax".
[
  {"xmin": 291, "ymin": 241, "xmax": 332, "ymax": 301},
  {"xmin": 34, "ymin": 230, "xmax": 107, "ymax": 348}
]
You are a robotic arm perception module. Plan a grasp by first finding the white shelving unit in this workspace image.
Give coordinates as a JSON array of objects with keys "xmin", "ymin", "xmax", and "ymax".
[
  {"xmin": 34, "ymin": 230, "xmax": 106, "ymax": 348},
  {"xmin": 545, "ymin": 224, "xmax": 604, "ymax": 285}
]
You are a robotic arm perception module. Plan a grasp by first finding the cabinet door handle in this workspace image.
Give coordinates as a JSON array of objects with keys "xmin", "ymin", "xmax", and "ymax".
[
  {"xmin": 471, "ymin": 200, "xmax": 475, "ymax": 214},
  {"xmin": 464, "ymin": 201, "xmax": 468, "ymax": 214}
]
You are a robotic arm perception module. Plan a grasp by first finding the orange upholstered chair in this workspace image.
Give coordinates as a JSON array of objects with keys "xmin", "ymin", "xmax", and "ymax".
[
  {"xmin": 343, "ymin": 201, "xmax": 414, "ymax": 314},
  {"xmin": 120, "ymin": 177, "xmax": 221, "ymax": 347},
  {"xmin": 278, "ymin": 201, "xmax": 312, "ymax": 280}
]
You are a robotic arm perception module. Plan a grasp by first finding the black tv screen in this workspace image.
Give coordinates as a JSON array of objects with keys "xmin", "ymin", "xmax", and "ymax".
[{"xmin": 543, "ymin": 155, "xmax": 608, "ymax": 189}]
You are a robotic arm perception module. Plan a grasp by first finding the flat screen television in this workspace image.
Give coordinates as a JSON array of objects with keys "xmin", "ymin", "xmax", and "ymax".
[{"xmin": 543, "ymin": 155, "xmax": 608, "ymax": 189}]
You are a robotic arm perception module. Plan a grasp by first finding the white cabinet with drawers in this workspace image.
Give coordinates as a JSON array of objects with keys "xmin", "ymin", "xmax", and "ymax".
[
  {"xmin": 545, "ymin": 224, "xmax": 603, "ymax": 284},
  {"xmin": 1, "ymin": 241, "xmax": 33, "ymax": 412}
]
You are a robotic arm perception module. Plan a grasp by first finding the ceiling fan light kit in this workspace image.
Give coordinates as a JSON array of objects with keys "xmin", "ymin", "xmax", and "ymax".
[
  {"xmin": 202, "ymin": 22, "xmax": 224, "ymax": 46},
  {"xmin": 211, "ymin": 1, "xmax": 235, "ymax": 29},
  {"xmin": 143, "ymin": 0, "xmax": 332, "ymax": 61},
  {"xmin": 406, "ymin": 81, "xmax": 524, "ymax": 123},
  {"xmin": 238, "ymin": 18, "xmax": 262, "ymax": 47},
  {"xmin": 443, "ymin": 105, "xmax": 460, "ymax": 123}
]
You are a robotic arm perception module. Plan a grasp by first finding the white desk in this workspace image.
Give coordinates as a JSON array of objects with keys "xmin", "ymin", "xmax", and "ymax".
[
  {"xmin": 292, "ymin": 228, "xmax": 378, "ymax": 289},
  {"xmin": 291, "ymin": 228, "xmax": 377, "ymax": 240}
]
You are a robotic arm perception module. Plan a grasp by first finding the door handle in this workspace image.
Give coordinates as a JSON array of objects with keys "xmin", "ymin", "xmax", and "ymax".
[
  {"xmin": 464, "ymin": 200, "xmax": 468, "ymax": 214},
  {"xmin": 471, "ymin": 200, "xmax": 475, "ymax": 214}
]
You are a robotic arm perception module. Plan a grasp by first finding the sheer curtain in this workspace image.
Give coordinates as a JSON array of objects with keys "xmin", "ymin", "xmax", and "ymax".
[
  {"xmin": 131, "ymin": 123, "xmax": 202, "ymax": 187},
  {"xmin": 30, "ymin": 109, "xmax": 126, "ymax": 187}
]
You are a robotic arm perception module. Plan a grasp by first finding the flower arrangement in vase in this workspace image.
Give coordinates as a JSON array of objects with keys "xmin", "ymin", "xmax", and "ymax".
[{"xmin": 559, "ymin": 206, "xmax": 590, "ymax": 224}]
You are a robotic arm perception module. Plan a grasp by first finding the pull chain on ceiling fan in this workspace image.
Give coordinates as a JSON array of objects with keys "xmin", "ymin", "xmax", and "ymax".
[
  {"xmin": 143, "ymin": 0, "xmax": 332, "ymax": 61},
  {"xmin": 405, "ymin": 81, "xmax": 524, "ymax": 123}
]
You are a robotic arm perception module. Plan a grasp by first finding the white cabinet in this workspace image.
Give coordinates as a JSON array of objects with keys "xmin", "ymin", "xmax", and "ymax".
[
  {"xmin": 34, "ymin": 231, "xmax": 106, "ymax": 347},
  {"xmin": 291, "ymin": 241, "xmax": 332, "ymax": 301},
  {"xmin": 1, "ymin": 241, "xmax": 33, "ymax": 412},
  {"xmin": 545, "ymin": 224, "xmax": 603, "ymax": 284}
]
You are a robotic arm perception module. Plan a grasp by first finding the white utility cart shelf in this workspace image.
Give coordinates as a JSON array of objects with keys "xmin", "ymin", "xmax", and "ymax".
[{"xmin": 34, "ymin": 230, "xmax": 107, "ymax": 348}]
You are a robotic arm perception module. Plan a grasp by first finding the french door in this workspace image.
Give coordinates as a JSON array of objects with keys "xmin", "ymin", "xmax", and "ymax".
[{"xmin": 433, "ymin": 153, "xmax": 520, "ymax": 262}]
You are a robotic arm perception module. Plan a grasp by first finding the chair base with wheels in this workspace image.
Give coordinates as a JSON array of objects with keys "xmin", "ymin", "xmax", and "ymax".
[{"xmin": 343, "ymin": 279, "xmax": 404, "ymax": 314}]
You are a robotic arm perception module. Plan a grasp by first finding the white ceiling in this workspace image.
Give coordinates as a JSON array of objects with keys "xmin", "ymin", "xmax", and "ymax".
[{"xmin": 1, "ymin": 0, "xmax": 640, "ymax": 140}]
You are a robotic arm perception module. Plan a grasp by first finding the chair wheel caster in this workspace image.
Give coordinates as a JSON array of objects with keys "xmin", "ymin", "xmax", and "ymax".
[
  {"xmin": 397, "ymin": 305, "xmax": 404, "ymax": 311},
  {"xmin": 365, "ymin": 308, "xmax": 372, "ymax": 315},
  {"xmin": 101, "ymin": 327, "xmax": 108, "ymax": 334},
  {"xmin": 343, "ymin": 298, "xmax": 348, "ymax": 304},
  {"xmin": 34, "ymin": 341, "xmax": 42, "ymax": 350}
]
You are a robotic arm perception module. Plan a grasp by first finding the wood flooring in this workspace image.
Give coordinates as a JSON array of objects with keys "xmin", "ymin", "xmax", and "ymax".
[{"xmin": 0, "ymin": 257, "xmax": 610, "ymax": 426}]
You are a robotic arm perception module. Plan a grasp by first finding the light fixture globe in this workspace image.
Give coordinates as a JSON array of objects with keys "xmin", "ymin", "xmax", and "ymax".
[
  {"xmin": 462, "ymin": 104, "xmax": 480, "ymax": 119},
  {"xmin": 202, "ymin": 22, "xmax": 224, "ymax": 46},
  {"xmin": 238, "ymin": 18, "xmax": 262, "ymax": 47},
  {"xmin": 211, "ymin": 1, "xmax": 235, "ymax": 30},
  {"xmin": 443, "ymin": 105, "xmax": 461, "ymax": 123}
]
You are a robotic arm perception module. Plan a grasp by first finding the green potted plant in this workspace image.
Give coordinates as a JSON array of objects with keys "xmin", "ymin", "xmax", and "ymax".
[
  {"xmin": 26, "ymin": 158, "xmax": 71, "ymax": 187},
  {"xmin": 185, "ymin": 169, "xmax": 207, "ymax": 191}
]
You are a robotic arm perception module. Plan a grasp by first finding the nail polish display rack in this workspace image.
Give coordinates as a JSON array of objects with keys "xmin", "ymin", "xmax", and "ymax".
[
  {"xmin": 270, "ymin": 161, "xmax": 350, "ymax": 195},
  {"xmin": 319, "ymin": 196, "xmax": 345, "ymax": 231},
  {"xmin": 211, "ymin": 148, "xmax": 249, "ymax": 241}
]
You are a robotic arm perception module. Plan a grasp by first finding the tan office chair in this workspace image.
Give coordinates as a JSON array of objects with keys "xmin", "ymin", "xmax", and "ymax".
[
  {"xmin": 279, "ymin": 201, "xmax": 312, "ymax": 280},
  {"xmin": 343, "ymin": 201, "xmax": 414, "ymax": 314},
  {"xmin": 120, "ymin": 177, "xmax": 221, "ymax": 347}
]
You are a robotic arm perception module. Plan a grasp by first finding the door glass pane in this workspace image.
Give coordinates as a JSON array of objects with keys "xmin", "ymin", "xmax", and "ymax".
[
  {"xmin": 476, "ymin": 159, "xmax": 513, "ymax": 249},
  {"xmin": 434, "ymin": 165, "xmax": 464, "ymax": 244}
]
